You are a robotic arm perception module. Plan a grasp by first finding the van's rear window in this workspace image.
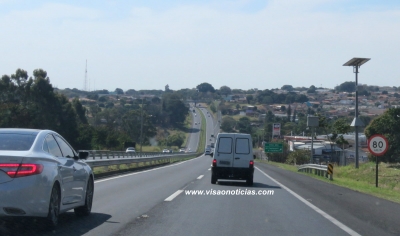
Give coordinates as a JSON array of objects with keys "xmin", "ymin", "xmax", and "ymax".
[
  {"xmin": 0, "ymin": 133, "xmax": 37, "ymax": 151},
  {"xmin": 236, "ymin": 138, "xmax": 250, "ymax": 154},
  {"xmin": 218, "ymin": 137, "xmax": 232, "ymax": 154}
]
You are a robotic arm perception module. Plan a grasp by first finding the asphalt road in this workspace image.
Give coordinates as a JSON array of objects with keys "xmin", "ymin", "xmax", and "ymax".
[
  {"xmin": 2, "ymin": 108, "xmax": 400, "ymax": 236},
  {"xmin": 186, "ymin": 104, "xmax": 202, "ymax": 153}
]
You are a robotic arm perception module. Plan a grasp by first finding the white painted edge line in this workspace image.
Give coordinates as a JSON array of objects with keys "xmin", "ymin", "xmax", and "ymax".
[
  {"xmin": 164, "ymin": 190, "xmax": 184, "ymax": 201},
  {"xmin": 94, "ymin": 155, "xmax": 203, "ymax": 184},
  {"xmin": 208, "ymin": 168, "xmax": 211, "ymax": 171},
  {"xmin": 197, "ymin": 175, "xmax": 204, "ymax": 179},
  {"xmin": 255, "ymin": 167, "xmax": 361, "ymax": 236}
]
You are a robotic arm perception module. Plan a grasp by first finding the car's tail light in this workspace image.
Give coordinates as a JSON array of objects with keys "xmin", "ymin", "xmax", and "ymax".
[
  {"xmin": 212, "ymin": 159, "xmax": 217, "ymax": 167},
  {"xmin": 249, "ymin": 160, "xmax": 254, "ymax": 168},
  {"xmin": 0, "ymin": 163, "xmax": 43, "ymax": 178}
]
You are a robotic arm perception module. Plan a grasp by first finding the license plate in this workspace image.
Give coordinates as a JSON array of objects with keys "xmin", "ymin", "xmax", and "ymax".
[{"xmin": 219, "ymin": 160, "xmax": 230, "ymax": 165}]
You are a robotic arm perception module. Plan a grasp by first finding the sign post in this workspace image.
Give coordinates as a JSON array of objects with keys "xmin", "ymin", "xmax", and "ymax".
[{"xmin": 367, "ymin": 134, "xmax": 389, "ymax": 187}]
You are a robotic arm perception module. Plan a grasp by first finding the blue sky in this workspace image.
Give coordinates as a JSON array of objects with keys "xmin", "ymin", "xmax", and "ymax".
[{"xmin": 1, "ymin": 0, "xmax": 400, "ymax": 91}]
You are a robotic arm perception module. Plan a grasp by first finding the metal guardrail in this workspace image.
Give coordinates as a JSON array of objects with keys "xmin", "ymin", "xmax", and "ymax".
[
  {"xmin": 79, "ymin": 150, "xmax": 196, "ymax": 169},
  {"xmin": 297, "ymin": 164, "xmax": 333, "ymax": 180}
]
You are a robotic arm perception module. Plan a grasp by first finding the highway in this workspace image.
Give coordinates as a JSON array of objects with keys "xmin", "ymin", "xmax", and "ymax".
[{"xmin": 2, "ymin": 107, "xmax": 400, "ymax": 236}]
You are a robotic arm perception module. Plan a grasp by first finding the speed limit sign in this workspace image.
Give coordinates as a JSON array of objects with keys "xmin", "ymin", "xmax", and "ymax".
[{"xmin": 368, "ymin": 134, "xmax": 389, "ymax": 156}]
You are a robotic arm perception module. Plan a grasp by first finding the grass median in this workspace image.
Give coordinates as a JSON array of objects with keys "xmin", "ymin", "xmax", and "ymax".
[{"xmin": 257, "ymin": 160, "xmax": 400, "ymax": 204}]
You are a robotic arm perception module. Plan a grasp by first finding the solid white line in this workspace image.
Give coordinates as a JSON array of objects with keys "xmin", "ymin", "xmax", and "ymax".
[
  {"xmin": 255, "ymin": 167, "xmax": 361, "ymax": 236},
  {"xmin": 197, "ymin": 175, "xmax": 204, "ymax": 179},
  {"xmin": 94, "ymin": 155, "xmax": 202, "ymax": 184},
  {"xmin": 208, "ymin": 168, "xmax": 211, "ymax": 171},
  {"xmin": 164, "ymin": 190, "xmax": 184, "ymax": 201}
]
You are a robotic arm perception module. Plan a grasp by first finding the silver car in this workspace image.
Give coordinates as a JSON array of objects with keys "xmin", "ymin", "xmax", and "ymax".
[{"xmin": 0, "ymin": 128, "xmax": 94, "ymax": 228}]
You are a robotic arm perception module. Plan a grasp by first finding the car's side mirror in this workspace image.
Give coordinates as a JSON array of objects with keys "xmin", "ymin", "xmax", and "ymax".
[
  {"xmin": 253, "ymin": 154, "xmax": 256, "ymax": 159},
  {"xmin": 210, "ymin": 153, "xmax": 214, "ymax": 157},
  {"xmin": 79, "ymin": 151, "xmax": 89, "ymax": 160}
]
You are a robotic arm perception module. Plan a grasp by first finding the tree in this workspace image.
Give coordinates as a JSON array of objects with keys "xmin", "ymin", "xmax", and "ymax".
[
  {"xmin": 196, "ymin": 83, "xmax": 215, "ymax": 93},
  {"xmin": 307, "ymin": 85, "xmax": 316, "ymax": 94},
  {"xmin": 115, "ymin": 88, "xmax": 124, "ymax": 94},
  {"xmin": 162, "ymin": 93, "xmax": 188, "ymax": 126},
  {"xmin": 365, "ymin": 108, "xmax": 400, "ymax": 163},
  {"xmin": 221, "ymin": 116, "xmax": 236, "ymax": 132},
  {"xmin": 292, "ymin": 109, "xmax": 297, "ymax": 123},
  {"xmin": 168, "ymin": 132, "xmax": 185, "ymax": 148},
  {"xmin": 237, "ymin": 117, "xmax": 252, "ymax": 134},
  {"xmin": 122, "ymin": 110, "xmax": 156, "ymax": 144},
  {"xmin": 265, "ymin": 110, "xmax": 274, "ymax": 122},
  {"xmin": 219, "ymin": 86, "xmax": 231, "ymax": 95},
  {"xmin": 287, "ymin": 104, "xmax": 292, "ymax": 121},
  {"xmin": 335, "ymin": 81, "xmax": 355, "ymax": 93},
  {"xmin": 72, "ymin": 98, "xmax": 88, "ymax": 124},
  {"xmin": 281, "ymin": 85, "xmax": 294, "ymax": 91},
  {"xmin": 246, "ymin": 95, "xmax": 253, "ymax": 104}
]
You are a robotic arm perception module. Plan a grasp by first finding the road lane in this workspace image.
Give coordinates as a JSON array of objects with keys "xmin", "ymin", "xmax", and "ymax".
[
  {"xmin": 115, "ymin": 166, "xmax": 356, "ymax": 236},
  {"xmin": 20, "ymin": 154, "xmax": 213, "ymax": 236}
]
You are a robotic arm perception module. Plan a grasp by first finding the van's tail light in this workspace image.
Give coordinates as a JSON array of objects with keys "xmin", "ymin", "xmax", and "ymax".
[
  {"xmin": 212, "ymin": 159, "xmax": 217, "ymax": 167},
  {"xmin": 0, "ymin": 163, "xmax": 43, "ymax": 178},
  {"xmin": 249, "ymin": 160, "xmax": 254, "ymax": 168}
]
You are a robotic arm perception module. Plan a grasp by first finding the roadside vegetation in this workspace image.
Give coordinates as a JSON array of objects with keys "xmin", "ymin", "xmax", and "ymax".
[{"xmin": 259, "ymin": 160, "xmax": 400, "ymax": 204}]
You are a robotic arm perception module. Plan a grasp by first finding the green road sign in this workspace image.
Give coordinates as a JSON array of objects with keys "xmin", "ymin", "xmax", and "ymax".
[{"xmin": 264, "ymin": 142, "xmax": 283, "ymax": 153}]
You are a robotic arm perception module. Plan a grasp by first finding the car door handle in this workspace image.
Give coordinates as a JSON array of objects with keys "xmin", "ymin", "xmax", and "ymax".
[{"xmin": 235, "ymin": 157, "xmax": 240, "ymax": 159}]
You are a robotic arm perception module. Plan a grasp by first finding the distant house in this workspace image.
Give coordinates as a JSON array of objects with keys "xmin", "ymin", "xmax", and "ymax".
[
  {"xmin": 245, "ymin": 109, "xmax": 255, "ymax": 116},
  {"xmin": 339, "ymin": 100, "xmax": 354, "ymax": 105}
]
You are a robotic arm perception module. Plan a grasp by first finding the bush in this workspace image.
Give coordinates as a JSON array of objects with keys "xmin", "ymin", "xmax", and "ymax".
[{"xmin": 285, "ymin": 150, "xmax": 310, "ymax": 165}]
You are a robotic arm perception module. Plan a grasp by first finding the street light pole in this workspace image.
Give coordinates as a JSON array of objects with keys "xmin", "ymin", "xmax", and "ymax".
[{"xmin": 343, "ymin": 58, "xmax": 370, "ymax": 168}]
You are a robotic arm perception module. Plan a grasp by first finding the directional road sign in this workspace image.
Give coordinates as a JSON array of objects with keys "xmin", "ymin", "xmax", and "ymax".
[
  {"xmin": 367, "ymin": 134, "xmax": 389, "ymax": 156},
  {"xmin": 264, "ymin": 142, "xmax": 283, "ymax": 153}
]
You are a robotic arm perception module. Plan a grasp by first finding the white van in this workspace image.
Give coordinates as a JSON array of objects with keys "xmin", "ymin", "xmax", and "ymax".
[{"xmin": 211, "ymin": 133, "xmax": 255, "ymax": 186}]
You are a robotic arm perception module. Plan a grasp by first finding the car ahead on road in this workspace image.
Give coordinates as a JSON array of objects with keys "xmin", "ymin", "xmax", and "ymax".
[
  {"xmin": 0, "ymin": 128, "xmax": 94, "ymax": 228},
  {"xmin": 179, "ymin": 148, "xmax": 186, "ymax": 153},
  {"xmin": 211, "ymin": 133, "xmax": 255, "ymax": 186},
  {"xmin": 205, "ymin": 149, "xmax": 212, "ymax": 156},
  {"xmin": 126, "ymin": 147, "xmax": 136, "ymax": 153},
  {"xmin": 162, "ymin": 149, "xmax": 169, "ymax": 153}
]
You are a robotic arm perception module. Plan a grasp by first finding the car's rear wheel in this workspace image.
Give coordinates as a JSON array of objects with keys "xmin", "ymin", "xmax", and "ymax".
[
  {"xmin": 211, "ymin": 174, "xmax": 217, "ymax": 184},
  {"xmin": 74, "ymin": 177, "xmax": 94, "ymax": 216},
  {"xmin": 44, "ymin": 184, "xmax": 60, "ymax": 228}
]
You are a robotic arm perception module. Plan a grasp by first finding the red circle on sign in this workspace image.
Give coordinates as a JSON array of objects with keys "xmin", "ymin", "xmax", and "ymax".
[{"xmin": 367, "ymin": 134, "xmax": 389, "ymax": 156}]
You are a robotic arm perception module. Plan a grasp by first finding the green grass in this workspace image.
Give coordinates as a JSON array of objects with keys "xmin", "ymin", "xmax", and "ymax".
[{"xmin": 257, "ymin": 160, "xmax": 400, "ymax": 203}]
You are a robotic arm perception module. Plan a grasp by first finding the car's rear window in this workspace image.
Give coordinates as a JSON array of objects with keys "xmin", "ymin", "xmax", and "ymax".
[
  {"xmin": 0, "ymin": 133, "xmax": 37, "ymax": 151},
  {"xmin": 235, "ymin": 138, "xmax": 250, "ymax": 154},
  {"xmin": 217, "ymin": 137, "xmax": 232, "ymax": 154}
]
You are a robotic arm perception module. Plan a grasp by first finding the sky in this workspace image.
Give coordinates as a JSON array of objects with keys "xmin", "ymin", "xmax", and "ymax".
[{"xmin": 1, "ymin": 0, "xmax": 400, "ymax": 92}]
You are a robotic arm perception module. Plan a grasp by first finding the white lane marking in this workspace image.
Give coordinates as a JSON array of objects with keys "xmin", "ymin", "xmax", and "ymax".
[
  {"xmin": 255, "ymin": 167, "xmax": 361, "ymax": 236},
  {"xmin": 164, "ymin": 190, "xmax": 184, "ymax": 201},
  {"xmin": 197, "ymin": 175, "xmax": 204, "ymax": 179},
  {"xmin": 208, "ymin": 168, "xmax": 211, "ymax": 171},
  {"xmin": 94, "ymin": 155, "xmax": 203, "ymax": 184}
]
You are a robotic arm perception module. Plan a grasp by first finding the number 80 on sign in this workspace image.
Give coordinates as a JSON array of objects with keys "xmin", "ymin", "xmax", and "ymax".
[{"xmin": 367, "ymin": 134, "xmax": 389, "ymax": 156}]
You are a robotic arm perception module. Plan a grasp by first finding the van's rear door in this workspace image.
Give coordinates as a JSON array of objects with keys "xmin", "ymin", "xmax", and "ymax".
[
  {"xmin": 215, "ymin": 134, "xmax": 233, "ymax": 167},
  {"xmin": 232, "ymin": 134, "xmax": 252, "ymax": 168}
]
